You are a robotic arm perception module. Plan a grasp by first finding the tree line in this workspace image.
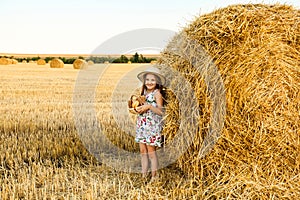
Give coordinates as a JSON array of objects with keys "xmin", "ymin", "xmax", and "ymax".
[{"xmin": 6, "ymin": 53, "xmax": 157, "ymax": 64}]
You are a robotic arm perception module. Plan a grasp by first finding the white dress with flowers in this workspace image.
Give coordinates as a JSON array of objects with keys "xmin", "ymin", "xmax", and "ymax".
[{"xmin": 135, "ymin": 89, "xmax": 163, "ymax": 147}]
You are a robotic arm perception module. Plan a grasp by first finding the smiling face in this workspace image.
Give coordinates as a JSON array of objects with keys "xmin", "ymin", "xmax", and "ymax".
[{"xmin": 144, "ymin": 73, "xmax": 157, "ymax": 91}]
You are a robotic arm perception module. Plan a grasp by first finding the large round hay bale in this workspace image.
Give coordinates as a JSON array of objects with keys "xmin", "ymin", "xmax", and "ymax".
[
  {"xmin": 37, "ymin": 59, "xmax": 46, "ymax": 65},
  {"xmin": 50, "ymin": 58, "xmax": 64, "ymax": 68},
  {"xmin": 159, "ymin": 4, "xmax": 300, "ymax": 198},
  {"xmin": 73, "ymin": 59, "xmax": 88, "ymax": 69},
  {"xmin": 0, "ymin": 58, "xmax": 10, "ymax": 65}
]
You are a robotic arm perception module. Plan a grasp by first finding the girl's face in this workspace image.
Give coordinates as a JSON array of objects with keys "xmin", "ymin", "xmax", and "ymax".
[{"xmin": 144, "ymin": 74, "xmax": 157, "ymax": 91}]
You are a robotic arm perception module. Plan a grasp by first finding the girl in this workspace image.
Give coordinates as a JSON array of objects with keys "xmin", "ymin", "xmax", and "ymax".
[{"xmin": 135, "ymin": 67, "xmax": 166, "ymax": 181}]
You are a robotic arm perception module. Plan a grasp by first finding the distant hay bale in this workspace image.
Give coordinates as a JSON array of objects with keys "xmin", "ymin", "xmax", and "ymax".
[
  {"xmin": 87, "ymin": 60, "xmax": 94, "ymax": 65},
  {"xmin": 50, "ymin": 58, "xmax": 64, "ymax": 68},
  {"xmin": 37, "ymin": 59, "xmax": 46, "ymax": 65},
  {"xmin": 159, "ymin": 4, "xmax": 300, "ymax": 198},
  {"xmin": 73, "ymin": 59, "xmax": 88, "ymax": 69},
  {"xmin": 127, "ymin": 61, "xmax": 132, "ymax": 64},
  {"xmin": 29, "ymin": 60, "xmax": 35, "ymax": 63},
  {"xmin": 0, "ymin": 58, "xmax": 10, "ymax": 65},
  {"xmin": 11, "ymin": 59, "xmax": 18, "ymax": 64},
  {"xmin": 22, "ymin": 60, "xmax": 27, "ymax": 63}
]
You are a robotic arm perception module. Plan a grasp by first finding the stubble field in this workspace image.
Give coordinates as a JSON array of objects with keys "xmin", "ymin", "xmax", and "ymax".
[{"xmin": 0, "ymin": 63, "xmax": 194, "ymax": 200}]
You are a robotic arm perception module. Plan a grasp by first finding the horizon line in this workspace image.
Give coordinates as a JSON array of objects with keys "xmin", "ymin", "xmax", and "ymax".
[{"xmin": 0, "ymin": 53, "xmax": 161, "ymax": 58}]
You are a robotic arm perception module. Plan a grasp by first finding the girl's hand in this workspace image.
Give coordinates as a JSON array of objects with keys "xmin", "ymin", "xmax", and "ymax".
[{"xmin": 136, "ymin": 105, "xmax": 151, "ymax": 114}]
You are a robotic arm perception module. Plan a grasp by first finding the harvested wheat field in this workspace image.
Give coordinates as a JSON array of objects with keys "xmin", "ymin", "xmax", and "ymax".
[
  {"xmin": 1, "ymin": 3, "xmax": 300, "ymax": 199},
  {"xmin": 0, "ymin": 63, "xmax": 190, "ymax": 199}
]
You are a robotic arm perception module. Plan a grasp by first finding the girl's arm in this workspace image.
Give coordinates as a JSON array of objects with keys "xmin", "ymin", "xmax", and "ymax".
[{"xmin": 136, "ymin": 91, "xmax": 164, "ymax": 116}]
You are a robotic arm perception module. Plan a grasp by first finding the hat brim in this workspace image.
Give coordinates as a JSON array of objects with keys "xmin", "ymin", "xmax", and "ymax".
[{"xmin": 137, "ymin": 71, "xmax": 166, "ymax": 85}]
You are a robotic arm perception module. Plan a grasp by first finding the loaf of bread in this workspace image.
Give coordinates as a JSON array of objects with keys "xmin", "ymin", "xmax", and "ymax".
[{"xmin": 128, "ymin": 95, "xmax": 146, "ymax": 114}]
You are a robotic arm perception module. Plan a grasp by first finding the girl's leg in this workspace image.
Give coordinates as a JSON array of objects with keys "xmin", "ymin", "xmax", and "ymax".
[
  {"xmin": 139, "ymin": 143, "xmax": 149, "ymax": 177},
  {"xmin": 147, "ymin": 145, "xmax": 158, "ymax": 177}
]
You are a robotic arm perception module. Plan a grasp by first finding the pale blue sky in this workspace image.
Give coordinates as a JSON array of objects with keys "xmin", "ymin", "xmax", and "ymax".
[{"xmin": 1, "ymin": 0, "xmax": 299, "ymax": 54}]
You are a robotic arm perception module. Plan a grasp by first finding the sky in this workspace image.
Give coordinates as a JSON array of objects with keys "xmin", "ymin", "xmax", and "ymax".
[{"xmin": 1, "ymin": 0, "xmax": 299, "ymax": 55}]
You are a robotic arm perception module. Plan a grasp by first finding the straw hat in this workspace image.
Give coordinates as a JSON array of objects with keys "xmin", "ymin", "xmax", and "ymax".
[{"xmin": 137, "ymin": 66, "xmax": 166, "ymax": 85}]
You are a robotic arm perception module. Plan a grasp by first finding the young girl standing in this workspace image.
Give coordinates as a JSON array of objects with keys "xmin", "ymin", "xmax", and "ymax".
[{"xmin": 135, "ymin": 67, "xmax": 166, "ymax": 181}]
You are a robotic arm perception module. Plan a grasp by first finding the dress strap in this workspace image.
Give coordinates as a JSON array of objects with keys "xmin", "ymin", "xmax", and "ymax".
[{"xmin": 145, "ymin": 89, "xmax": 158, "ymax": 96}]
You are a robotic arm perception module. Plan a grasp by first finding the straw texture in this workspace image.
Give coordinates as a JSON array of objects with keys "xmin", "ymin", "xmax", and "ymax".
[
  {"xmin": 0, "ymin": 58, "xmax": 11, "ymax": 65},
  {"xmin": 37, "ymin": 59, "xmax": 46, "ymax": 65},
  {"xmin": 73, "ymin": 59, "xmax": 88, "ymax": 69},
  {"xmin": 159, "ymin": 4, "xmax": 300, "ymax": 198},
  {"xmin": 50, "ymin": 58, "xmax": 64, "ymax": 68}
]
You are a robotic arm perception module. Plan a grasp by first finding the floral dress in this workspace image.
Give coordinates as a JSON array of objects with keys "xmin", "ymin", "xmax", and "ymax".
[{"xmin": 135, "ymin": 89, "xmax": 163, "ymax": 147}]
